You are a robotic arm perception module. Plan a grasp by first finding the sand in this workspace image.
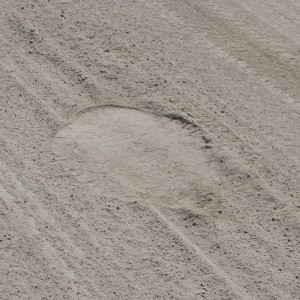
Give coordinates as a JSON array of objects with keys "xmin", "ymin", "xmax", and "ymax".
[{"xmin": 0, "ymin": 0, "xmax": 299, "ymax": 299}]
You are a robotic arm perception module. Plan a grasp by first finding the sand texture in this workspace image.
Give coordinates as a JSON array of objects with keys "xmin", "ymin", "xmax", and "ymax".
[{"xmin": 0, "ymin": 0, "xmax": 299, "ymax": 299}]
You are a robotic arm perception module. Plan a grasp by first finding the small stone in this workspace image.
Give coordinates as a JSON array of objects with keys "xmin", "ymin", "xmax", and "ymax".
[{"xmin": 202, "ymin": 135, "xmax": 211, "ymax": 144}]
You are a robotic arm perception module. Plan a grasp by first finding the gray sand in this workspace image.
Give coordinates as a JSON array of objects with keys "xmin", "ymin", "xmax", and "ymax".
[{"xmin": 0, "ymin": 0, "xmax": 299, "ymax": 299}]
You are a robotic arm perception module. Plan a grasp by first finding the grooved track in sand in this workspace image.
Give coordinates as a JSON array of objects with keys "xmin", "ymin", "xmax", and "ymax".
[
  {"xmin": 150, "ymin": 0, "xmax": 300, "ymax": 111},
  {"xmin": 1, "ymin": 0, "xmax": 299, "ymax": 298},
  {"xmin": 148, "ymin": 205, "xmax": 251, "ymax": 300}
]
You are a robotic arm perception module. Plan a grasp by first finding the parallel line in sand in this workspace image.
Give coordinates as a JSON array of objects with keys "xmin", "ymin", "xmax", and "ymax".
[
  {"xmin": 150, "ymin": 0, "xmax": 299, "ymax": 111},
  {"xmin": 149, "ymin": 204, "xmax": 253, "ymax": 300}
]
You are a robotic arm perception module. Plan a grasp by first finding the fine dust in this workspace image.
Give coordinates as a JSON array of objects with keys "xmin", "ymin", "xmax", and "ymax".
[{"xmin": 0, "ymin": 0, "xmax": 299, "ymax": 299}]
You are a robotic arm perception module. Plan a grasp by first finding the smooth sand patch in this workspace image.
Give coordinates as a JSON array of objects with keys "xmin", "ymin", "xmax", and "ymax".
[{"xmin": 54, "ymin": 106, "xmax": 215, "ymax": 208}]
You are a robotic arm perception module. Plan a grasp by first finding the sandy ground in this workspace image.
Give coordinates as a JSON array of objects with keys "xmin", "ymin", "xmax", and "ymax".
[{"xmin": 0, "ymin": 0, "xmax": 299, "ymax": 299}]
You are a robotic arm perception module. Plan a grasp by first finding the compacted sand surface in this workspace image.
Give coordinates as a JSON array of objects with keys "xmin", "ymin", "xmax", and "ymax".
[{"xmin": 0, "ymin": 0, "xmax": 299, "ymax": 299}]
